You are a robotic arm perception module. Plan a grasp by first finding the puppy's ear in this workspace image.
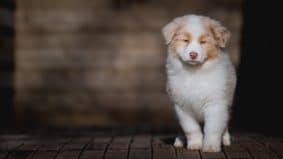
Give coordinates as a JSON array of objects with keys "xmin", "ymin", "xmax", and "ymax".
[
  {"xmin": 208, "ymin": 19, "xmax": 231, "ymax": 48},
  {"xmin": 162, "ymin": 17, "xmax": 182, "ymax": 45}
]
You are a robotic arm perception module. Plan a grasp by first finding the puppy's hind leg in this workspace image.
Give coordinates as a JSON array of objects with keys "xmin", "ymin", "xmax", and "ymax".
[
  {"xmin": 174, "ymin": 136, "xmax": 185, "ymax": 148},
  {"xmin": 174, "ymin": 105, "xmax": 203, "ymax": 150}
]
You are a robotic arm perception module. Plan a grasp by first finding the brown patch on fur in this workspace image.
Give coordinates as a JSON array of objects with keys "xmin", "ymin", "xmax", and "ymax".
[
  {"xmin": 177, "ymin": 32, "xmax": 192, "ymax": 42},
  {"xmin": 198, "ymin": 34, "xmax": 210, "ymax": 44},
  {"xmin": 162, "ymin": 17, "xmax": 186, "ymax": 44},
  {"xmin": 164, "ymin": 15, "xmax": 227, "ymax": 61},
  {"xmin": 204, "ymin": 41, "xmax": 219, "ymax": 60},
  {"xmin": 169, "ymin": 30, "xmax": 192, "ymax": 57},
  {"xmin": 198, "ymin": 33, "xmax": 219, "ymax": 60},
  {"xmin": 201, "ymin": 16, "xmax": 230, "ymax": 48}
]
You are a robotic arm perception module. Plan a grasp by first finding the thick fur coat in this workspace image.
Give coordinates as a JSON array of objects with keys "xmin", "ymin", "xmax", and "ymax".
[{"xmin": 162, "ymin": 15, "xmax": 236, "ymax": 152}]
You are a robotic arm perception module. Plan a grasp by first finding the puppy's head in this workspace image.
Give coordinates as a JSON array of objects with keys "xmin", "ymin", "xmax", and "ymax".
[{"xmin": 162, "ymin": 15, "xmax": 230, "ymax": 65}]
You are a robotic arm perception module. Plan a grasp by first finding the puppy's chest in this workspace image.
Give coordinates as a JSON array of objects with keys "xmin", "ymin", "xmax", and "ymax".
[{"xmin": 167, "ymin": 72, "xmax": 221, "ymax": 107}]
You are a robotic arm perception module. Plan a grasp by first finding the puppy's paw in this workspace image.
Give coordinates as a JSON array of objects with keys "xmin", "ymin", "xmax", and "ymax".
[
  {"xmin": 202, "ymin": 144, "xmax": 221, "ymax": 152},
  {"xmin": 173, "ymin": 136, "xmax": 184, "ymax": 148},
  {"xmin": 187, "ymin": 140, "xmax": 202, "ymax": 150},
  {"xmin": 222, "ymin": 137, "xmax": 231, "ymax": 146},
  {"xmin": 222, "ymin": 132, "xmax": 231, "ymax": 146}
]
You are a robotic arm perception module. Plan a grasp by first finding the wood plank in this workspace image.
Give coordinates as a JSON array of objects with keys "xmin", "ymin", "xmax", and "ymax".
[
  {"xmin": 86, "ymin": 137, "xmax": 112, "ymax": 150},
  {"xmin": 0, "ymin": 142, "xmax": 24, "ymax": 159},
  {"xmin": 19, "ymin": 141, "xmax": 42, "ymax": 159},
  {"xmin": 80, "ymin": 136, "xmax": 112, "ymax": 159},
  {"xmin": 104, "ymin": 149, "xmax": 129, "ymax": 159},
  {"xmin": 104, "ymin": 136, "xmax": 132, "ymax": 159},
  {"xmin": 224, "ymin": 151, "xmax": 251, "ymax": 159},
  {"xmin": 0, "ymin": 131, "xmax": 283, "ymax": 159},
  {"xmin": 232, "ymin": 134, "xmax": 257, "ymax": 144},
  {"xmin": 152, "ymin": 136, "xmax": 176, "ymax": 159},
  {"xmin": 4, "ymin": 143, "xmax": 31, "ymax": 159},
  {"xmin": 31, "ymin": 151, "xmax": 57, "ymax": 159},
  {"xmin": 130, "ymin": 135, "xmax": 151, "ymax": 149},
  {"xmin": 129, "ymin": 149, "xmax": 151, "ymax": 159},
  {"xmin": 0, "ymin": 141, "xmax": 23, "ymax": 151},
  {"xmin": 153, "ymin": 147, "xmax": 175, "ymax": 159},
  {"xmin": 19, "ymin": 140, "xmax": 41, "ymax": 151},
  {"xmin": 152, "ymin": 135, "xmax": 173, "ymax": 149},
  {"xmin": 80, "ymin": 150, "xmax": 104, "ymax": 159},
  {"xmin": 200, "ymin": 152, "xmax": 226, "ymax": 159},
  {"xmin": 107, "ymin": 136, "xmax": 132, "ymax": 150},
  {"xmin": 241, "ymin": 142, "xmax": 279, "ymax": 159},
  {"xmin": 129, "ymin": 135, "xmax": 151, "ymax": 159},
  {"xmin": 5, "ymin": 150, "xmax": 31, "ymax": 159},
  {"xmin": 63, "ymin": 137, "xmax": 91, "ymax": 150},
  {"xmin": 223, "ymin": 143, "xmax": 251, "ymax": 159},
  {"xmin": 30, "ymin": 137, "xmax": 71, "ymax": 159},
  {"xmin": 249, "ymin": 151, "xmax": 279, "ymax": 159},
  {"xmin": 262, "ymin": 140, "xmax": 283, "ymax": 158},
  {"xmin": 176, "ymin": 148, "xmax": 201, "ymax": 159},
  {"xmin": 56, "ymin": 150, "xmax": 80, "ymax": 159},
  {"xmin": 38, "ymin": 137, "xmax": 70, "ymax": 151},
  {"xmin": 0, "ymin": 134, "xmax": 27, "ymax": 157}
]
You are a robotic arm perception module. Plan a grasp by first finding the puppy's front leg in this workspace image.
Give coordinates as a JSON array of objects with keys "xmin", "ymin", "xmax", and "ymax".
[
  {"xmin": 203, "ymin": 105, "xmax": 228, "ymax": 152},
  {"xmin": 174, "ymin": 105, "xmax": 203, "ymax": 150}
]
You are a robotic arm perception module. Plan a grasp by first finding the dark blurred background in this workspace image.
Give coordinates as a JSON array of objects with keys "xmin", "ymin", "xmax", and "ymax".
[{"xmin": 0, "ymin": 0, "xmax": 282, "ymax": 136}]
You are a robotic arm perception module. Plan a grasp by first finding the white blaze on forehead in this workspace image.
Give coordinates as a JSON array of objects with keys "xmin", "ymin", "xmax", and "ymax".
[{"xmin": 185, "ymin": 15, "xmax": 205, "ymax": 38}]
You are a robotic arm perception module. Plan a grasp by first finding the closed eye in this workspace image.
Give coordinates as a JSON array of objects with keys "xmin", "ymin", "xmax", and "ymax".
[
  {"xmin": 200, "ymin": 40, "xmax": 207, "ymax": 44},
  {"xmin": 182, "ymin": 39, "xmax": 189, "ymax": 43}
]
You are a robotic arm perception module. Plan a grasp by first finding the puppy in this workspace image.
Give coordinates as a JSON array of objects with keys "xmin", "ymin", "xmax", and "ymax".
[{"xmin": 162, "ymin": 15, "xmax": 236, "ymax": 152}]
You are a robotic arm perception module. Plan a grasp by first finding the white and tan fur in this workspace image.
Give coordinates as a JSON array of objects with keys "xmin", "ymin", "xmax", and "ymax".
[{"xmin": 162, "ymin": 15, "xmax": 236, "ymax": 152}]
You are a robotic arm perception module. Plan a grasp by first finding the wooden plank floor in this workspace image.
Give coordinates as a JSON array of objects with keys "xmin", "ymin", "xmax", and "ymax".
[{"xmin": 0, "ymin": 128, "xmax": 282, "ymax": 159}]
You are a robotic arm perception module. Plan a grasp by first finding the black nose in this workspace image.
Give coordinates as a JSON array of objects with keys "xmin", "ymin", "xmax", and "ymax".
[{"xmin": 189, "ymin": 52, "xmax": 198, "ymax": 60}]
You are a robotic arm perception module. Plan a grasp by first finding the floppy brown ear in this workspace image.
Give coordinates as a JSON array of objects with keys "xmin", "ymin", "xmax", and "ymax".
[
  {"xmin": 209, "ymin": 19, "xmax": 231, "ymax": 48},
  {"xmin": 162, "ymin": 17, "xmax": 183, "ymax": 45}
]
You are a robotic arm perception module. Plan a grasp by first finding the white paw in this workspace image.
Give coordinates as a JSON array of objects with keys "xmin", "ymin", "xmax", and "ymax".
[
  {"xmin": 203, "ymin": 137, "xmax": 221, "ymax": 152},
  {"xmin": 222, "ymin": 137, "xmax": 231, "ymax": 146},
  {"xmin": 222, "ymin": 132, "xmax": 231, "ymax": 146},
  {"xmin": 202, "ymin": 143, "xmax": 221, "ymax": 152},
  {"xmin": 173, "ymin": 137, "xmax": 184, "ymax": 148},
  {"xmin": 187, "ymin": 140, "xmax": 202, "ymax": 150}
]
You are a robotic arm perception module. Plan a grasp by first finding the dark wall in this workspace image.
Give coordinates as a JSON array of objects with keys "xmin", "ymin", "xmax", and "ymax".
[
  {"xmin": 234, "ymin": 0, "xmax": 283, "ymax": 136},
  {"xmin": 0, "ymin": 0, "xmax": 15, "ymax": 127},
  {"xmin": 3, "ymin": 0, "xmax": 283, "ymax": 135},
  {"xmin": 15, "ymin": 0, "xmax": 241, "ymax": 126},
  {"xmin": 2, "ymin": 0, "xmax": 282, "ymax": 136}
]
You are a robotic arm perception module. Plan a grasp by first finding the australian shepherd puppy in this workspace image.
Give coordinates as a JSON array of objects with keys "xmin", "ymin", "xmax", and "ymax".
[{"xmin": 162, "ymin": 15, "xmax": 236, "ymax": 152}]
